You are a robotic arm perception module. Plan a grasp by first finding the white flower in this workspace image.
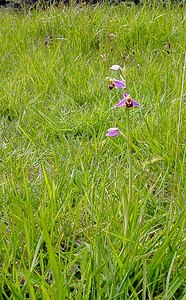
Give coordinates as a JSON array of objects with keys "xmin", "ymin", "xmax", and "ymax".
[{"xmin": 110, "ymin": 65, "xmax": 121, "ymax": 71}]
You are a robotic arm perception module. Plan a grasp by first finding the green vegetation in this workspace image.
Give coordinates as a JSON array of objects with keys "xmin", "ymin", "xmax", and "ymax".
[{"xmin": 0, "ymin": 3, "xmax": 185, "ymax": 299}]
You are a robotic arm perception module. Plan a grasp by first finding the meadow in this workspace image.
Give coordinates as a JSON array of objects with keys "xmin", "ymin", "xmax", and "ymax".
[{"xmin": 0, "ymin": 2, "xmax": 186, "ymax": 299}]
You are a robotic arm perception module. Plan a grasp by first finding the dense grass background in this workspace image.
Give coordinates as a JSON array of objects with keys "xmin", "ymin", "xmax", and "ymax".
[{"xmin": 0, "ymin": 2, "xmax": 186, "ymax": 299}]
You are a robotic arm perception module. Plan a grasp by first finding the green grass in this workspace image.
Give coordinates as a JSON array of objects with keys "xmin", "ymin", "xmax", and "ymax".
[{"xmin": 0, "ymin": 2, "xmax": 186, "ymax": 299}]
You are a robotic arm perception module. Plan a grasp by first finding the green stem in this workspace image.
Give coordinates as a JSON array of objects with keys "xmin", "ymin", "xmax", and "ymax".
[
  {"xmin": 121, "ymin": 108, "xmax": 133, "ymax": 238},
  {"xmin": 126, "ymin": 108, "xmax": 133, "ymax": 205}
]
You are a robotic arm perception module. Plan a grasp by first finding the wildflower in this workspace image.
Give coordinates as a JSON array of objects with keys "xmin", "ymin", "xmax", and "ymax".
[
  {"xmin": 115, "ymin": 93, "xmax": 140, "ymax": 108},
  {"xmin": 109, "ymin": 79, "xmax": 126, "ymax": 90},
  {"xmin": 106, "ymin": 127, "xmax": 120, "ymax": 137},
  {"xmin": 110, "ymin": 65, "xmax": 121, "ymax": 71}
]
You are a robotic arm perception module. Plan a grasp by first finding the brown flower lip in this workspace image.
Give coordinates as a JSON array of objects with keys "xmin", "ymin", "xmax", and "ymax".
[
  {"xmin": 109, "ymin": 82, "xmax": 115, "ymax": 90},
  {"xmin": 126, "ymin": 98, "xmax": 133, "ymax": 107}
]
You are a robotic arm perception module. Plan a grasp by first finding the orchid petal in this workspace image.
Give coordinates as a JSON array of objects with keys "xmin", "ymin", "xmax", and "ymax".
[
  {"xmin": 133, "ymin": 101, "xmax": 140, "ymax": 107},
  {"xmin": 114, "ymin": 79, "xmax": 126, "ymax": 89},
  {"xmin": 115, "ymin": 99, "xmax": 126, "ymax": 107},
  {"xmin": 106, "ymin": 127, "xmax": 120, "ymax": 137},
  {"xmin": 123, "ymin": 93, "xmax": 129, "ymax": 98},
  {"xmin": 110, "ymin": 65, "xmax": 121, "ymax": 71}
]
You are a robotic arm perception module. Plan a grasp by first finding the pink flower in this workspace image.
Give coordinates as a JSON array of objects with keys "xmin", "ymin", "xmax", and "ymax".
[
  {"xmin": 106, "ymin": 127, "xmax": 120, "ymax": 137},
  {"xmin": 115, "ymin": 94, "xmax": 140, "ymax": 108},
  {"xmin": 109, "ymin": 79, "xmax": 126, "ymax": 90}
]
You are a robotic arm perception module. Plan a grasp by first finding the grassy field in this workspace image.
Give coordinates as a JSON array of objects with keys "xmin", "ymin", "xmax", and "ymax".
[{"xmin": 0, "ymin": 2, "xmax": 186, "ymax": 299}]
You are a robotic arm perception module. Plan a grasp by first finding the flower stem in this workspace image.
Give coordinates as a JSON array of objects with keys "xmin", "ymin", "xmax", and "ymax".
[
  {"xmin": 126, "ymin": 108, "xmax": 133, "ymax": 205},
  {"xmin": 123, "ymin": 108, "xmax": 133, "ymax": 238}
]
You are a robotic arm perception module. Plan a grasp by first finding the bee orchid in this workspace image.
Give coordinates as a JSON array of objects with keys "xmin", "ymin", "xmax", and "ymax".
[
  {"xmin": 109, "ymin": 79, "xmax": 126, "ymax": 90},
  {"xmin": 115, "ymin": 93, "xmax": 140, "ymax": 108},
  {"xmin": 106, "ymin": 127, "xmax": 120, "ymax": 137}
]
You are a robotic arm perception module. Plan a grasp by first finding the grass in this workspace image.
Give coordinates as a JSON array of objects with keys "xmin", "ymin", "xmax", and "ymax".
[{"xmin": 0, "ymin": 2, "xmax": 186, "ymax": 299}]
